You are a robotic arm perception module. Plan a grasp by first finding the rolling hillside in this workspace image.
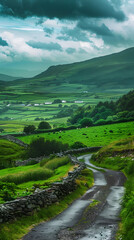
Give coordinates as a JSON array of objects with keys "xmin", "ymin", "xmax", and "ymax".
[
  {"xmin": 7, "ymin": 47, "xmax": 134, "ymax": 93},
  {"xmin": 0, "ymin": 74, "xmax": 22, "ymax": 82}
]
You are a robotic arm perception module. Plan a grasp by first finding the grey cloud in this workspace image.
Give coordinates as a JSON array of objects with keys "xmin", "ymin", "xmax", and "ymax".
[
  {"xmin": 43, "ymin": 27, "xmax": 54, "ymax": 37},
  {"xmin": 66, "ymin": 48, "xmax": 76, "ymax": 54},
  {"xmin": 0, "ymin": 37, "xmax": 8, "ymax": 46},
  {"xmin": 77, "ymin": 20, "xmax": 112, "ymax": 36},
  {"xmin": 0, "ymin": 0, "xmax": 125, "ymax": 21},
  {"xmin": 27, "ymin": 41, "xmax": 63, "ymax": 51},
  {"xmin": 57, "ymin": 27, "xmax": 89, "ymax": 42}
]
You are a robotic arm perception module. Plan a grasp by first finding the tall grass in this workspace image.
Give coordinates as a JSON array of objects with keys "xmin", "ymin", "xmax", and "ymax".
[
  {"xmin": 0, "ymin": 168, "xmax": 53, "ymax": 185},
  {"xmin": 44, "ymin": 156, "xmax": 70, "ymax": 170}
]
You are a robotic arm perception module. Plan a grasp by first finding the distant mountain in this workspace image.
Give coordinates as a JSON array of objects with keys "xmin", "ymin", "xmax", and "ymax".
[
  {"xmin": 0, "ymin": 74, "xmax": 22, "ymax": 82},
  {"xmin": 9, "ymin": 47, "xmax": 134, "ymax": 93}
]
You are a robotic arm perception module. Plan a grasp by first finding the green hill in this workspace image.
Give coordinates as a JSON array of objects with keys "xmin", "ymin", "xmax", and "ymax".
[
  {"xmin": 9, "ymin": 47, "xmax": 134, "ymax": 93},
  {"xmin": 0, "ymin": 74, "xmax": 22, "ymax": 82}
]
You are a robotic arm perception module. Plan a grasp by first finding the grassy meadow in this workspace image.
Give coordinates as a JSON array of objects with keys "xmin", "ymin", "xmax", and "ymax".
[{"xmin": 19, "ymin": 121, "xmax": 134, "ymax": 147}]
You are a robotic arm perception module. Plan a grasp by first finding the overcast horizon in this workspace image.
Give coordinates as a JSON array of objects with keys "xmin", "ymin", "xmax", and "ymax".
[{"xmin": 0, "ymin": 0, "xmax": 134, "ymax": 78}]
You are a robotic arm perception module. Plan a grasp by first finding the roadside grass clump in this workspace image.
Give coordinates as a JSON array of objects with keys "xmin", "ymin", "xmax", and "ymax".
[
  {"xmin": 91, "ymin": 136, "xmax": 134, "ymax": 240},
  {"xmin": 0, "ymin": 168, "xmax": 53, "ymax": 185},
  {"xmin": 0, "ymin": 168, "xmax": 94, "ymax": 240},
  {"xmin": 40, "ymin": 154, "xmax": 56, "ymax": 167},
  {"xmin": 44, "ymin": 156, "xmax": 70, "ymax": 170},
  {"xmin": 0, "ymin": 139, "xmax": 25, "ymax": 169}
]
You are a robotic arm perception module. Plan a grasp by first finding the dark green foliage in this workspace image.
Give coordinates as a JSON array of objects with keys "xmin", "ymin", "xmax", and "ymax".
[
  {"xmin": 28, "ymin": 137, "xmax": 69, "ymax": 157},
  {"xmin": 23, "ymin": 125, "xmax": 36, "ymax": 134},
  {"xmin": 38, "ymin": 121, "xmax": 51, "ymax": 130},
  {"xmin": 0, "ymin": 182, "xmax": 17, "ymax": 201},
  {"xmin": 80, "ymin": 118, "xmax": 93, "ymax": 127},
  {"xmin": 53, "ymin": 99, "xmax": 62, "ymax": 104},
  {"xmin": 56, "ymin": 108, "xmax": 73, "ymax": 118},
  {"xmin": 71, "ymin": 141, "xmax": 87, "ymax": 149},
  {"xmin": 68, "ymin": 90, "xmax": 134, "ymax": 127},
  {"xmin": 0, "ymin": 128, "xmax": 4, "ymax": 133}
]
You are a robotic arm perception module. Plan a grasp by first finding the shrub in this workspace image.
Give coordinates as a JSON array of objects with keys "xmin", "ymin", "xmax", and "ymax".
[
  {"xmin": 80, "ymin": 118, "xmax": 93, "ymax": 127},
  {"xmin": 28, "ymin": 138, "xmax": 69, "ymax": 158},
  {"xmin": 71, "ymin": 141, "xmax": 87, "ymax": 149},
  {"xmin": 0, "ymin": 182, "xmax": 17, "ymax": 201},
  {"xmin": 38, "ymin": 121, "xmax": 51, "ymax": 130},
  {"xmin": 23, "ymin": 125, "xmax": 36, "ymax": 134}
]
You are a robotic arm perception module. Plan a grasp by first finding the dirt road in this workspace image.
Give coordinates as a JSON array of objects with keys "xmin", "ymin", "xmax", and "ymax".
[{"xmin": 23, "ymin": 154, "xmax": 126, "ymax": 240}]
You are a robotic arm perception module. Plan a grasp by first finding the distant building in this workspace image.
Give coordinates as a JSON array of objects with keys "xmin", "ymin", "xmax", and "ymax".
[
  {"xmin": 34, "ymin": 104, "xmax": 40, "ymax": 106},
  {"xmin": 74, "ymin": 101, "xmax": 84, "ymax": 104},
  {"xmin": 45, "ymin": 102, "xmax": 52, "ymax": 105},
  {"xmin": 62, "ymin": 100, "xmax": 66, "ymax": 103}
]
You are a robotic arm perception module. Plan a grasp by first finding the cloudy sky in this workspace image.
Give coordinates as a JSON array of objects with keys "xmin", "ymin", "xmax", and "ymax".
[{"xmin": 0, "ymin": 0, "xmax": 134, "ymax": 77}]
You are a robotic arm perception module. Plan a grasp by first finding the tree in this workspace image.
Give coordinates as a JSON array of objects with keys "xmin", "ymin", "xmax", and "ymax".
[
  {"xmin": 23, "ymin": 125, "xmax": 36, "ymax": 134},
  {"xmin": 80, "ymin": 118, "xmax": 93, "ymax": 127},
  {"xmin": 28, "ymin": 137, "xmax": 69, "ymax": 157},
  {"xmin": 38, "ymin": 121, "xmax": 51, "ymax": 130},
  {"xmin": 53, "ymin": 99, "xmax": 62, "ymax": 104}
]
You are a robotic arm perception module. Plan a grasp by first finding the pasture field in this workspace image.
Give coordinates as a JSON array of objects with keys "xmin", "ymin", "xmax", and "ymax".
[
  {"xmin": 0, "ymin": 91, "xmax": 122, "ymax": 133},
  {"xmin": 19, "ymin": 121, "xmax": 134, "ymax": 147}
]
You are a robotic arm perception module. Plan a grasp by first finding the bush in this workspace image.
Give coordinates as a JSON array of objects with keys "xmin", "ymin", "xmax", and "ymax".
[
  {"xmin": 38, "ymin": 121, "xmax": 51, "ymax": 130},
  {"xmin": 28, "ymin": 138, "xmax": 69, "ymax": 158},
  {"xmin": 71, "ymin": 141, "xmax": 87, "ymax": 149},
  {"xmin": 0, "ymin": 182, "xmax": 17, "ymax": 201},
  {"xmin": 23, "ymin": 125, "xmax": 36, "ymax": 134},
  {"xmin": 80, "ymin": 118, "xmax": 93, "ymax": 127}
]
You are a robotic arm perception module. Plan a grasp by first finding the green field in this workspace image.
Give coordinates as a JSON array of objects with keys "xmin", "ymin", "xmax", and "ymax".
[
  {"xmin": 0, "ymin": 91, "xmax": 123, "ymax": 133},
  {"xmin": 19, "ymin": 121, "xmax": 134, "ymax": 147}
]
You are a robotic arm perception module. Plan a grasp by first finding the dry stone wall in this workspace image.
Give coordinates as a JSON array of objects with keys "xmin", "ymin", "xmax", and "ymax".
[
  {"xmin": 15, "ymin": 147, "xmax": 101, "ymax": 167},
  {"xmin": 0, "ymin": 156, "xmax": 86, "ymax": 223}
]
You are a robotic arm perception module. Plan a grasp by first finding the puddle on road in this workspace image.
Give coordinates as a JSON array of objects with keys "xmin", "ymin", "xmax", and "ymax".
[
  {"xmin": 98, "ymin": 186, "xmax": 124, "ymax": 221},
  {"xmin": 80, "ymin": 225, "xmax": 115, "ymax": 240},
  {"xmin": 80, "ymin": 186, "xmax": 124, "ymax": 240}
]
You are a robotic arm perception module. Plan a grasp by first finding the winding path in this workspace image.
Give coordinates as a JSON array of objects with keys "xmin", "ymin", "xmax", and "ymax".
[{"xmin": 23, "ymin": 154, "xmax": 126, "ymax": 240}]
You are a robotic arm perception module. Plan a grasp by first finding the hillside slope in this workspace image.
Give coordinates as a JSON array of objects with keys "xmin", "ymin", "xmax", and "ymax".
[
  {"xmin": 9, "ymin": 47, "xmax": 134, "ymax": 93},
  {"xmin": 0, "ymin": 74, "xmax": 22, "ymax": 82}
]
